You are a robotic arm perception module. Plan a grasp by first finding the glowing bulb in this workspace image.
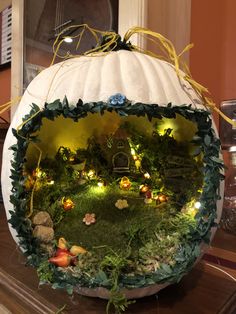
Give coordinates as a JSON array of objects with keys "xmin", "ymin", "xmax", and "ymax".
[
  {"xmin": 97, "ymin": 181, "xmax": 104, "ymax": 187},
  {"xmin": 131, "ymin": 148, "xmax": 136, "ymax": 156},
  {"xmin": 155, "ymin": 194, "xmax": 168, "ymax": 203},
  {"xmin": 194, "ymin": 201, "xmax": 201, "ymax": 209},
  {"xmin": 139, "ymin": 184, "xmax": 149, "ymax": 194},
  {"xmin": 62, "ymin": 198, "xmax": 74, "ymax": 211},
  {"xmin": 64, "ymin": 37, "xmax": 73, "ymax": 43},
  {"xmin": 48, "ymin": 180, "xmax": 55, "ymax": 185},
  {"xmin": 144, "ymin": 172, "xmax": 151, "ymax": 179},
  {"xmin": 88, "ymin": 170, "xmax": 95, "ymax": 178},
  {"xmin": 135, "ymin": 160, "xmax": 141, "ymax": 169},
  {"xmin": 36, "ymin": 168, "xmax": 42, "ymax": 178}
]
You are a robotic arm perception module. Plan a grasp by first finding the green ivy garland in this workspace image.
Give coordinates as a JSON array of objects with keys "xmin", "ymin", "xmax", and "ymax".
[{"xmin": 8, "ymin": 97, "xmax": 224, "ymax": 294}]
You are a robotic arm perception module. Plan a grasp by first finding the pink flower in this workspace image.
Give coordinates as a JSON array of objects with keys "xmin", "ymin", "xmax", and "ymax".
[{"xmin": 83, "ymin": 213, "xmax": 96, "ymax": 225}]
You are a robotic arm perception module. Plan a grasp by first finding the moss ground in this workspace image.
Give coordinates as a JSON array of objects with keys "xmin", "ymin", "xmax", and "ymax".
[
  {"xmin": 53, "ymin": 184, "xmax": 167, "ymax": 254},
  {"xmin": 33, "ymin": 180, "xmax": 188, "ymax": 260}
]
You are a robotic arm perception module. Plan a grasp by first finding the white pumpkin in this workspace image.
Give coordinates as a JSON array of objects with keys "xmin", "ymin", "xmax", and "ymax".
[{"xmin": 1, "ymin": 50, "xmax": 224, "ymax": 298}]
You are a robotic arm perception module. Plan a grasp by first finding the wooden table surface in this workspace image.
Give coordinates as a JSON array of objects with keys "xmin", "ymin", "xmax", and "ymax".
[{"xmin": 0, "ymin": 205, "xmax": 236, "ymax": 314}]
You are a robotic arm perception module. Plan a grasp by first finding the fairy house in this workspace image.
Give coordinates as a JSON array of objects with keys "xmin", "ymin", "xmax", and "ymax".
[{"xmin": 101, "ymin": 128, "xmax": 135, "ymax": 174}]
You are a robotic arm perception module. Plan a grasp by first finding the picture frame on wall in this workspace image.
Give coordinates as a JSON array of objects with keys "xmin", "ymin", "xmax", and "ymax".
[{"xmin": 0, "ymin": 5, "xmax": 12, "ymax": 70}]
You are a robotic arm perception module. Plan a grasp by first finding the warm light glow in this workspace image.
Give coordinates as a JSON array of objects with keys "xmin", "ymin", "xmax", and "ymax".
[
  {"xmin": 133, "ymin": 155, "xmax": 138, "ymax": 161},
  {"xmin": 139, "ymin": 184, "xmax": 149, "ymax": 194},
  {"xmin": 62, "ymin": 198, "xmax": 74, "ymax": 211},
  {"xmin": 194, "ymin": 201, "xmax": 201, "ymax": 209},
  {"xmin": 131, "ymin": 148, "xmax": 136, "ymax": 156},
  {"xmin": 64, "ymin": 37, "xmax": 73, "ymax": 43},
  {"xmin": 90, "ymin": 186, "xmax": 106, "ymax": 195},
  {"xmin": 181, "ymin": 199, "xmax": 201, "ymax": 217},
  {"xmin": 156, "ymin": 194, "xmax": 168, "ymax": 203},
  {"xmin": 48, "ymin": 180, "xmax": 55, "ymax": 185},
  {"xmin": 35, "ymin": 168, "xmax": 43, "ymax": 178},
  {"xmin": 158, "ymin": 120, "xmax": 175, "ymax": 135},
  {"xmin": 187, "ymin": 207, "xmax": 197, "ymax": 216},
  {"xmin": 87, "ymin": 170, "xmax": 96, "ymax": 178},
  {"xmin": 144, "ymin": 172, "xmax": 151, "ymax": 179},
  {"xmin": 135, "ymin": 159, "xmax": 141, "ymax": 169},
  {"xmin": 97, "ymin": 181, "xmax": 104, "ymax": 187},
  {"xmin": 120, "ymin": 177, "xmax": 131, "ymax": 190}
]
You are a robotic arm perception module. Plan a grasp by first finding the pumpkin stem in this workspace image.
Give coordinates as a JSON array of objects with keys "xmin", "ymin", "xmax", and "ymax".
[{"xmin": 99, "ymin": 34, "xmax": 133, "ymax": 52}]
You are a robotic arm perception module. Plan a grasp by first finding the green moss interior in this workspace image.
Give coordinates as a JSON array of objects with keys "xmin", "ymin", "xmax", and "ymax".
[{"xmin": 28, "ymin": 111, "xmax": 202, "ymax": 269}]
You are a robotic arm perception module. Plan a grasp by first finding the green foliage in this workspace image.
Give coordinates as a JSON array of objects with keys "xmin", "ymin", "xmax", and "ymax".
[
  {"xmin": 125, "ymin": 126, "xmax": 203, "ymax": 207},
  {"xmin": 37, "ymin": 259, "xmax": 55, "ymax": 284},
  {"xmin": 101, "ymin": 251, "xmax": 135, "ymax": 314},
  {"xmin": 106, "ymin": 290, "xmax": 135, "ymax": 314}
]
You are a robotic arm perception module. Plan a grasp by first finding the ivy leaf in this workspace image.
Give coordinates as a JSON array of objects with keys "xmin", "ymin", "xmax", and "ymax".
[
  {"xmin": 62, "ymin": 96, "xmax": 69, "ymax": 109},
  {"xmin": 9, "ymin": 144, "xmax": 18, "ymax": 151},
  {"xmin": 45, "ymin": 99, "xmax": 62, "ymax": 111},
  {"xmin": 31, "ymin": 103, "xmax": 40, "ymax": 112},
  {"xmin": 95, "ymin": 270, "xmax": 111, "ymax": 286},
  {"xmin": 210, "ymin": 156, "xmax": 224, "ymax": 164},
  {"xmin": 204, "ymin": 135, "xmax": 211, "ymax": 146},
  {"xmin": 160, "ymin": 263, "xmax": 172, "ymax": 274},
  {"xmin": 12, "ymin": 128, "xmax": 18, "ymax": 138},
  {"xmin": 117, "ymin": 110, "xmax": 128, "ymax": 117},
  {"xmin": 76, "ymin": 99, "xmax": 83, "ymax": 107},
  {"xmin": 66, "ymin": 285, "xmax": 74, "ymax": 295},
  {"xmin": 44, "ymin": 110, "xmax": 55, "ymax": 121},
  {"xmin": 91, "ymin": 105, "xmax": 102, "ymax": 113}
]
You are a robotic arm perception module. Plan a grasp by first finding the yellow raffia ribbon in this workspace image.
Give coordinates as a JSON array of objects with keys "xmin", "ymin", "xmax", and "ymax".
[{"xmin": 0, "ymin": 96, "xmax": 22, "ymax": 116}]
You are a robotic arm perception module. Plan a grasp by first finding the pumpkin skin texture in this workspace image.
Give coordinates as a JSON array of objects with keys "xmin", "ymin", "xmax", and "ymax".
[{"xmin": 1, "ymin": 50, "xmax": 224, "ymax": 299}]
